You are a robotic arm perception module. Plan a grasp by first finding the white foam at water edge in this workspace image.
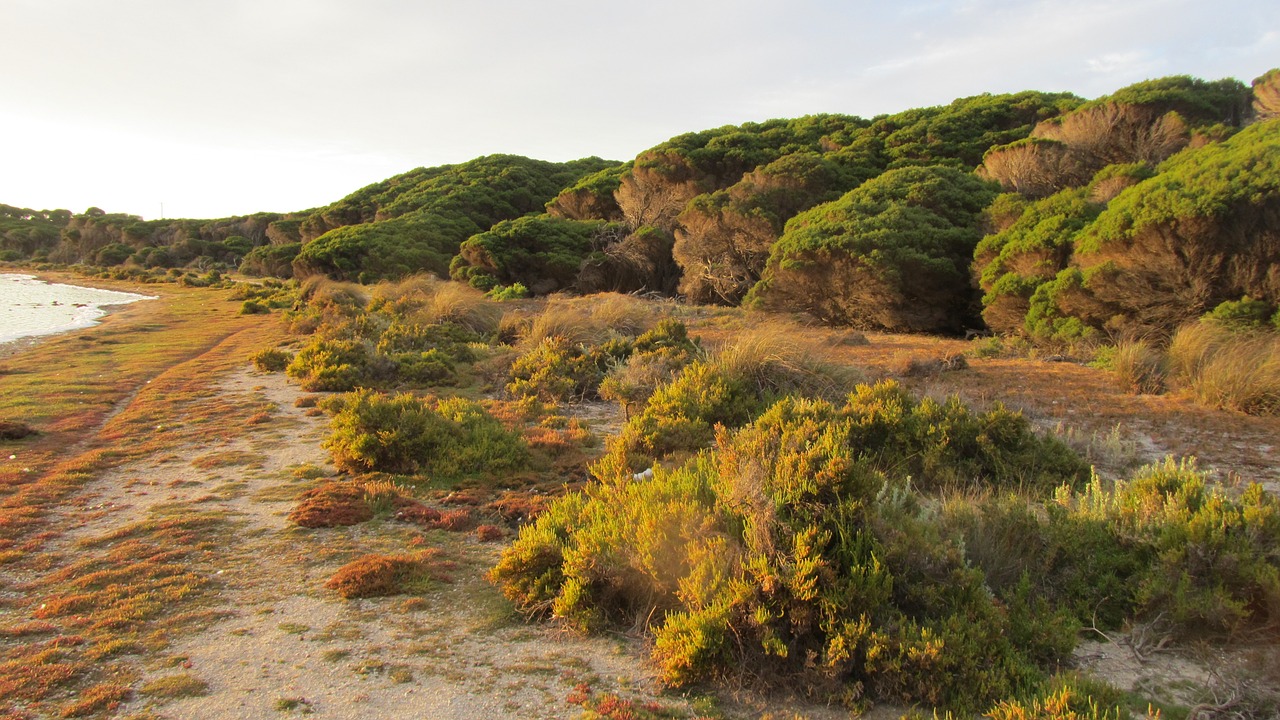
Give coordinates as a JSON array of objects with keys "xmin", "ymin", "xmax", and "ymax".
[{"xmin": 0, "ymin": 273, "xmax": 158, "ymax": 345}]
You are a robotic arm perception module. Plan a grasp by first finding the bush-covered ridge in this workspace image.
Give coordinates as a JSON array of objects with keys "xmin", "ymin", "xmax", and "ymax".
[{"xmin": 7, "ymin": 68, "xmax": 1278, "ymax": 345}]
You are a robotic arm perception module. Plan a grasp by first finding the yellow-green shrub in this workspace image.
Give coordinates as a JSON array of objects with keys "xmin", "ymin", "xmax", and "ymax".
[
  {"xmin": 1056, "ymin": 458, "xmax": 1280, "ymax": 635},
  {"xmin": 505, "ymin": 337, "xmax": 607, "ymax": 402},
  {"xmin": 251, "ymin": 347, "xmax": 292, "ymax": 372},
  {"xmin": 492, "ymin": 390, "xmax": 1092, "ymax": 711},
  {"xmin": 322, "ymin": 390, "xmax": 529, "ymax": 478},
  {"xmin": 286, "ymin": 337, "xmax": 375, "ymax": 392}
]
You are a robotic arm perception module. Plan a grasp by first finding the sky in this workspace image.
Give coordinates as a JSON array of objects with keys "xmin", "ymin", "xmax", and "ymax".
[{"xmin": 1, "ymin": 0, "xmax": 1276, "ymax": 220}]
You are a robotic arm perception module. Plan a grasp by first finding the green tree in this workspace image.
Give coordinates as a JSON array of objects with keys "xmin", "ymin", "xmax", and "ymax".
[{"xmin": 749, "ymin": 166, "xmax": 998, "ymax": 332}]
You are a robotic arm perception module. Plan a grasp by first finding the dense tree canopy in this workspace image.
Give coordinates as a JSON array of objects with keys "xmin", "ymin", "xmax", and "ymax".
[
  {"xmin": 0, "ymin": 205, "xmax": 69, "ymax": 259},
  {"xmin": 749, "ymin": 166, "xmax": 998, "ymax": 332},
  {"xmin": 294, "ymin": 155, "xmax": 616, "ymax": 281},
  {"xmin": 451, "ymin": 215, "xmax": 620, "ymax": 294},
  {"xmin": 1051, "ymin": 119, "xmax": 1280, "ymax": 335}
]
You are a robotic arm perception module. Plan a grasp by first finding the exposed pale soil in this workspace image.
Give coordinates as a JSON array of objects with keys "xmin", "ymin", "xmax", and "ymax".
[
  {"xmin": 3, "ymin": 290, "xmax": 1277, "ymax": 718},
  {"xmin": 49, "ymin": 369, "xmax": 687, "ymax": 719}
]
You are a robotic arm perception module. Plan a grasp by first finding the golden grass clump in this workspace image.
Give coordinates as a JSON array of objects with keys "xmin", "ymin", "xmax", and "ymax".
[
  {"xmin": 297, "ymin": 276, "xmax": 366, "ymax": 309},
  {"xmin": 368, "ymin": 274, "xmax": 441, "ymax": 312},
  {"xmin": 521, "ymin": 300, "xmax": 610, "ymax": 349},
  {"xmin": 1110, "ymin": 340, "xmax": 1166, "ymax": 395},
  {"xmin": 1166, "ymin": 322, "xmax": 1280, "ymax": 414},
  {"xmin": 414, "ymin": 281, "xmax": 502, "ymax": 335},
  {"xmin": 520, "ymin": 293, "xmax": 656, "ymax": 349},
  {"xmin": 710, "ymin": 322, "xmax": 861, "ymax": 401},
  {"xmin": 583, "ymin": 292, "xmax": 655, "ymax": 336}
]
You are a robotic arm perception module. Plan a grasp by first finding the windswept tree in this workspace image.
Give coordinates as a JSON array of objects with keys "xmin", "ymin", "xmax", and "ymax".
[
  {"xmin": 673, "ymin": 153, "xmax": 871, "ymax": 304},
  {"xmin": 1033, "ymin": 120, "xmax": 1280, "ymax": 337},
  {"xmin": 981, "ymin": 76, "xmax": 1253, "ymax": 200},
  {"xmin": 613, "ymin": 116, "xmax": 869, "ymax": 234},
  {"xmin": 973, "ymin": 188, "xmax": 1102, "ymax": 334},
  {"xmin": 1032, "ymin": 103, "xmax": 1191, "ymax": 172},
  {"xmin": 293, "ymin": 155, "xmax": 615, "ymax": 281},
  {"xmin": 1253, "ymin": 68, "xmax": 1280, "ymax": 121},
  {"xmin": 451, "ymin": 215, "xmax": 621, "ymax": 294},
  {"xmin": 545, "ymin": 163, "xmax": 629, "ymax": 222},
  {"xmin": 576, "ymin": 225, "xmax": 681, "ymax": 295},
  {"xmin": 749, "ymin": 166, "xmax": 998, "ymax": 332},
  {"xmin": 978, "ymin": 139, "xmax": 1085, "ymax": 197}
]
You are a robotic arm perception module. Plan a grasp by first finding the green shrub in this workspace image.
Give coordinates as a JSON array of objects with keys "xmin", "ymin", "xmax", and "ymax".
[
  {"xmin": 492, "ymin": 391, "xmax": 1086, "ymax": 711},
  {"xmin": 986, "ymin": 678, "xmax": 1127, "ymax": 720},
  {"xmin": 1056, "ymin": 458, "xmax": 1280, "ymax": 635},
  {"xmin": 322, "ymin": 390, "xmax": 529, "ymax": 478},
  {"xmin": 390, "ymin": 349, "xmax": 455, "ymax": 386},
  {"xmin": 374, "ymin": 321, "xmax": 478, "ymax": 362},
  {"xmin": 286, "ymin": 338, "xmax": 373, "ymax": 392},
  {"xmin": 486, "ymin": 283, "xmax": 530, "ymax": 301},
  {"xmin": 941, "ymin": 492, "xmax": 1145, "ymax": 630},
  {"xmin": 1206, "ymin": 296, "xmax": 1275, "ymax": 330},
  {"xmin": 613, "ymin": 361, "xmax": 761, "ymax": 465},
  {"xmin": 251, "ymin": 348, "xmax": 292, "ymax": 372},
  {"xmin": 839, "ymin": 380, "xmax": 1090, "ymax": 494},
  {"xmin": 505, "ymin": 337, "xmax": 605, "ymax": 403},
  {"xmin": 600, "ymin": 320, "xmax": 701, "ymax": 417},
  {"xmin": 240, "ymin": 299, "xmax": 269, "ymax": 315}
]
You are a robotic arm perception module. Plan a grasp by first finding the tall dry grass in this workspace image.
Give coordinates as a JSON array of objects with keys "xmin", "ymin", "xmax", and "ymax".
[
  {"xmin": 1110, "ymin": 340, "xmax": 1167, "ymax": 394},
  {"xmin": 710, "ymin": 322, "xmax": 862, "ymax": 400},
  {"xmin": 298, "ymin": 276, "xmax": 367, "ymax": 308},
  {"xmin": 418, "ymin": 282, "xmax": 502, "ymax": 335},
  {"xmin": 369, "ymin": 274, "xmax": 441, "ymax": 312},
  {"xmin": 519, "ymin": 293, "xmax": 657, "ymax": 349},
  {"xmin": 1166, "ymin": 322, "xmax": 1280, "ymax": 414}
]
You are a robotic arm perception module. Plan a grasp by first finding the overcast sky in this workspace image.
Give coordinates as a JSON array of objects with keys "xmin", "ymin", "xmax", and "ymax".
[{"xmin": 2, "ymin": 0, "xmax": 1276, "ymax": 220}]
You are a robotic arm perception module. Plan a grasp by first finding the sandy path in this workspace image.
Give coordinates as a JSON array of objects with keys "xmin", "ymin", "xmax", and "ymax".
[{"xmin": 50, "ymin": 367, "xmax": 679, "ymax": 719}]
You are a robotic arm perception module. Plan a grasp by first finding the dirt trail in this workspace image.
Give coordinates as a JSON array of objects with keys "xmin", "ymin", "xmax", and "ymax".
[{"xmin": 51, "ymin": 368, "xmax": 678, "ymax": 719}]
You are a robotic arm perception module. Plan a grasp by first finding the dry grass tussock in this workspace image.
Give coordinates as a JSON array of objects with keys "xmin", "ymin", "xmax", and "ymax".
[
  {"xmin": 519, "ymin": 293, "xmax": 656, "ymax": 349},
  {"xmin": 362, "ymin": 275, "xmax": 501, "ymax": 335},
  {"xmin": 414, "ymin": 281, "xmax": 502, "ymax": 335},
  {"xmin": 1166, "ymin": 323, "xmax": 1279, "ymax": 414},
  {"xmin": 298, "ymin": 275, "xmax": 366, "ymax": 308},
  {"xmin": 1111, "ymin": 339, "xmax": 1167, "ymax": 395},
  {"xmin": 710, "ymin": 322, "xmax": 862, "ymax": 400},
  {"xmin": 368, "ymin": 273, "xmax": 442, "ymax": 309}
]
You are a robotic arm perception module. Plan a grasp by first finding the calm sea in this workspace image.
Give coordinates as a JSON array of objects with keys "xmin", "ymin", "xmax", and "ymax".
[{"xmin": 0, "ymin": 274, "xmax": 157, "ymax": 345}]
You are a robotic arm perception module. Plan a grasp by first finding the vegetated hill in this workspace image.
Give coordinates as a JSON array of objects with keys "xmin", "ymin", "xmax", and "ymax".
[
  {"xmin": 1, "ymin": 203, "xmax": 305, "ymax": 271},
  {"xmin": 7, "ymin": 69, "xmax": 1278, "ymax": 339},
  {"xmin": 292, "ymin": 154, "xmax": 617, "ymax": 282}
]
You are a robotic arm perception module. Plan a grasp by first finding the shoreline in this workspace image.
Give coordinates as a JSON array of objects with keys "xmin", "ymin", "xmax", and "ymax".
[{"xmin": 0, "ymin": 268, "xmax": 161, "ymax": 359}]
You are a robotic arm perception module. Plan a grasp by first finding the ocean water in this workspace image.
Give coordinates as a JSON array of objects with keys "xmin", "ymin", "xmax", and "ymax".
[{"xmin": 0, "ymin": 274, "xmax": 157, "ymax": 345}]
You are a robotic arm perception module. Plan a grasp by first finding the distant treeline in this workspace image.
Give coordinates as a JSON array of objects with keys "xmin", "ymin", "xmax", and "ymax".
[{"xmin": 5, "ymin": 69, "xmax": 1278, "ymax": 338}]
